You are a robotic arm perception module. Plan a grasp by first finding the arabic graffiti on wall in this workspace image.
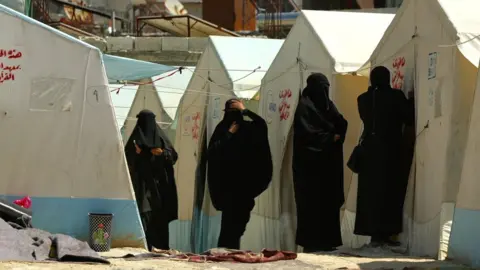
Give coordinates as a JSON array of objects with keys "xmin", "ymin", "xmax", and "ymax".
[
  {"xmin": 0, "ymin": 49, "xmax": 22, "ymax": 84},
  {"xmin": 279, "ymin": 88, "xmax": 292, "ymax": 121},
  {"xmin": 392, "ymin": 56, "xmax": 406, "ymax": 89},
  {"xmin": 192, "ymin": 112, "xmax": 201, "ymax": 141}
]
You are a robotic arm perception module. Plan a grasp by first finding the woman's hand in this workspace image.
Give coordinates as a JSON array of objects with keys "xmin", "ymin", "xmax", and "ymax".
[
  {"xmin": 229, "ymin": 121, "xmax": 239, "ymax": 134},
  {"xmin": 229, "ymin": 100, "xmax": 246, "ymax": 111},
  {"xmin": 135, "ymin": 143, "xmax": 142, "ymax": 154},
  {"xmin": 151, "ymin": 148, "xmax": 164, "ymax": 156}
]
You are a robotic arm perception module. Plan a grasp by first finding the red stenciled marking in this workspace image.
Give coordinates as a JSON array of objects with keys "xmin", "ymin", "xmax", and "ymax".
[
  {"xmin": 392, "ymin": 56, "xmax": 405, "ymax": 89},
  {"xmin": 0, "ymin": 49, "xmax": 22, "ymax": 84},
  {"xmin": 279, "ymin": 89, "xmax": 292, "ymax": 121},
  {"xmin": 0, "ymin": 49, "xmax": 22, "ymax": 59},
  {"xmin": 0, "ymin": 63, "xmax": 21, "ymax": 83},
  {"xmin": 192, "ymin": 112, "xmax": 201, "ymax": 140}
]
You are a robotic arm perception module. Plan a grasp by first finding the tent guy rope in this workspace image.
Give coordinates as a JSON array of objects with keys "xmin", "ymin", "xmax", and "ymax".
[{"xmin": 110, "ymin": 67, "xmax": 184, "ymax": 94}]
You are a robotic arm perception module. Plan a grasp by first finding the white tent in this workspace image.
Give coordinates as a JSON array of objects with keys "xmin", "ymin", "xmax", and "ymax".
[
  {"xmin": 0, "ymin": 4, "xmax": 145, "ymax": 247},
  {"xmin": 174, "ymin": 36, "xmax": 283, "ymax": 252},
  {"xmin": 155, "ymin": 68, "xmax": 195, "ymax": 125},
  {"xmin": 343, "ymin": 0, "xmax": 480, "ymax": 258},
  {"xmin": 448, "ymin": 61, "xmax": 480, "ymax": 267},
  {"xmin": 110, "ymin": 67, "xmax": 194, "ymax": 143},
  {"xmin": 109, "ymin": 84, "xmax": 138, "ymax": 139},
  {"xmin": 257, "ymin": 10, "xmax": 394, "ymax": 252},
  {"xmin": 155, "ymin": 67, "xmax": 195, "ymax": 144}
]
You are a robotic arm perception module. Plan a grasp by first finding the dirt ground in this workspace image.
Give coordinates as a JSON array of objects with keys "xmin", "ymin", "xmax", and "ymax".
[{"xmin": 0, "ymin": 247, "xmax": 471, "ymax": 270}]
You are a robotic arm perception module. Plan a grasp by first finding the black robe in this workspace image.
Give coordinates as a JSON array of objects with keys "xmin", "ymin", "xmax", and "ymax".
[
  {"xmin": 292, "ymin": 81, "xmax": 348, "ymax": 250},
  {"xmin": 207, "ymin": 108, "xmax": 272, "ymax": 249},
  {"xmin": 354, "ymin": 86, "xmax": 414, "ymax": 237},
  {"xmin": 125, "ymin": 110, "xmax": 178, "ymax": 250},
  {"xmin": 207, "ymin": 109, "xmax": 273, "ymax": 210}
]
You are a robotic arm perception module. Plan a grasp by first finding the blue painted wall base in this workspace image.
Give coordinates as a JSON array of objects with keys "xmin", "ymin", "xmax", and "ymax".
[
  {"xmin": 2, "ymin": 195, "xmax": 146, "ymax": 248},
  {"xmin": 449, "ymin": 208, "xmax": 480, "ymax": 268}
]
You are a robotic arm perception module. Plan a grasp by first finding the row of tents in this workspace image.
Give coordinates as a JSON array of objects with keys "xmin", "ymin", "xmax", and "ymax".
[
  {"xmin": 171, "ymin": 0, "xmax": 480, "ymax": 267},
  {"xmin": 0, "ymin": 3, "xmax": 182, "ymax": 250},
  {"xmin": 1, "ymin": 0, "xmax": 480, "ymax": 267}
]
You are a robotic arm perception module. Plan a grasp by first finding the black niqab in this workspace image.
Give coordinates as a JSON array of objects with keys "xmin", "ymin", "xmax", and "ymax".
[
  {"xmin": 135, "ymin": 110, "xmax": 164, "ymax": 149},
  {"xmin": 303, "ymin": 73, "xmax": 331, "ymax": 113},
  {"xmin": 207, "ymin": 101, "xmax": 272, "ymax": 249},
  {"xmin": 293, "ymin": 73, "xmax": 348, "ymax": 251},
  {"xmin": 207, "ymin": 101, "xmax": 272, "ymax": 211},
  {"xmin": 370, "ymin": 65, "xmax": 391, "ymax": 89},
  {"xmin": 354, "ymin": 65, "xmax": 415, "ymax": 239},
  {"xmin": 222, "ymin": 98, "xmax": 244, "ymax": 125},
  {"xmin": 124, "ymin": 109, "xmax": 179, "ymax": 250}
]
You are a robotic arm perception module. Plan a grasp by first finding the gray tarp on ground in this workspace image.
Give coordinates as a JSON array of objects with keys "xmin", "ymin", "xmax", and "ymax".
[{"xmin": 0, "ymin": 218, "xmax": 109, "ymax": 264}]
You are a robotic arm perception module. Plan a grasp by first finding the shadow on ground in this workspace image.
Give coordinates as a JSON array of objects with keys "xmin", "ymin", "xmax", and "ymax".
[
  {"xmin": 296, "ymin": 246, "xmax": 472, "ymax": 270},
  {"xmin": 357, "ymin": 260, "xmax": 470, "ymax": 270}
]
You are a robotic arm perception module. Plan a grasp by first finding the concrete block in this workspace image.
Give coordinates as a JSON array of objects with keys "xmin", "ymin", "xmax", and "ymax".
[
  {"xmin": 80, "ymin": 36, "xmax": 107, "ymax": 53},
  {"xmin": 188, "ymin": 37, "xmax": 208, "ymax": 52},
  {"xmin": 106, "ymin": 37, "xmax": 135, "ymax": 52},
  {"xmin": 162, "ymin": 37, "xmax": 189, "ymax": 51},
  {"xmin": 111, "ymin": 51, "xmax": 202, "ymax": 66},
  {"xmin": 135, "ymin": 37, "xmax": 162, "ymax": 52}
]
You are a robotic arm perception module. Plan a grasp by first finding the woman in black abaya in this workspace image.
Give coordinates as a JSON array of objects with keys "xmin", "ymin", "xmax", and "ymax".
[
  {"xmin": 207, "ymin": 99, "xmax": 273, "ymax": 249},
  {"xmin": 293, "ymin": 73, "xmax": 348, "ymax": 252},
  {"xmin": 354, "ymin": 66, "xmax": 414, "ymax": 246},
  {"xmin": 125, "ymin": 110, "xmax": 179, "ymax": 251}
]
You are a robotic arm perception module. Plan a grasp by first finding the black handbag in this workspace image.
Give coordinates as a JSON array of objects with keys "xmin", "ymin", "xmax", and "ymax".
[
  {"xmin": 347, "ymin": 139, "xmax": 364, "ymax": 174},
  {"xmin": 347, "ymin": 86, "xmax": 377, "ymax": 174}
]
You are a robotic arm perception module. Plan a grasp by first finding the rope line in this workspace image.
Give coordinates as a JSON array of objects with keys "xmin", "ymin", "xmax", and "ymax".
[
  {"xmin": 109, "ymin": 38, "xmax": 416, "ymax": 100},
  {"xmin": 108, "ymin": 27, "xmax": 479, "ymax": 100},
  {"xmin": 110, "ymin": 67, "xmax": 184, "ymax": 94},
  {"xmin": 111, "ymin": 29, "xmax": 480, "ymax": 129}
]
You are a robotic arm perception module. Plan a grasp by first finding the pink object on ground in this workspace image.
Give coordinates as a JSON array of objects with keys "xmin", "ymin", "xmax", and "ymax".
[
  {"xmin": 13, "ymin": 196, "xmax": 32, "ymax": 209},
  {"xmin": 151, "ymin": 248, "xmax": 298, "ymax": 263}
]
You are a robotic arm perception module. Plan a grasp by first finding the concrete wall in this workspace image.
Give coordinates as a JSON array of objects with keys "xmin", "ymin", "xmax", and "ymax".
[{"xmin": 80, "ymin": 36, "xmax": 208, "ymax": 66}]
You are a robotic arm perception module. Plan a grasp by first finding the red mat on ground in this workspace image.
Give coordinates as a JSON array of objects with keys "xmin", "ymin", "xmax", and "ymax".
[{"xmin": 152, "ymin": 248, "xmax": 297, "ymax": 263}]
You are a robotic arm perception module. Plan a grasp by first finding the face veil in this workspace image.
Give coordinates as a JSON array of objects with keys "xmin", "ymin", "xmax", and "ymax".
[
  {"xmin": 135, "ymin": 109, "xmax": 163, "ymax": 149},
  {"xmin": 222, "ymin": 98, "xmax": 244, "ymax": 125},
  {"xmin": 303, "ymin": 73, "xmax": 331, "ymax": 113}
]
